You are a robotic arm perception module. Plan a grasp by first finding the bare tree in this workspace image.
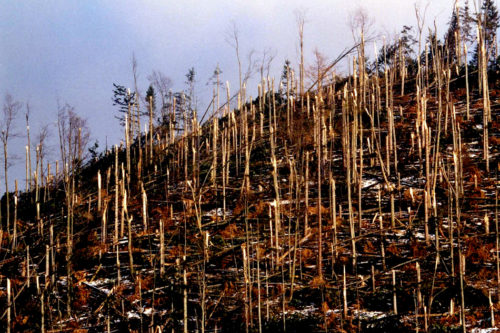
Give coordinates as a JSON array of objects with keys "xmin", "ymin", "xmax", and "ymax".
[
  {"xmin": 258, "ymin": 48, "xmax": 276, "ymax": 82},
  {"xmin": 295, "ymin": 9, "xmax": 307, "ymax": 98},
  {"xmin": 244, "ymin": 49, "xmax": 256, "ymax": 89},
  {"xmin": 2, "ymin": 94, "xmax": 20, "ymax": 233},
  {"xmin": 306, "ymin": 48, "xmax": 329, "ymax": 91},
  {"xmin": 25, "ymin": 104, "xmax": 32, "ymax": 192},
  {"xmin": 32, "ymin": 123, "xmax": 51, "ymax": 207},
  {"xmin": 348, "ymin": 6, "xmax": 375, "ymax": 42},
  {"xmin": 226, "ymin": 21, "xmax": 243, "ymax": 95},
  {"xmin": 415, "ymin": 3, "xmax": 429, "ymax": 61},
  {"xmin": 57, "ymin": 104, "xmax": 90, "ymax": 315},
  {"xmin": 148, "ymin": 70, "xmax": 173, "ymax": 123},
  {"xmin": 132, "ymin": 53, "xmax": 142, "ymax": 137},
  {"xmin": 226, "ymin": 21, "xmax": 256, "ymax": 100},
  {"xmin": 35, "ymin": 124, "xmax": 51, "ymax": 189},
  {"xmin": 57, "ymin": 104, "xmax": 89, "ymax": 176}
]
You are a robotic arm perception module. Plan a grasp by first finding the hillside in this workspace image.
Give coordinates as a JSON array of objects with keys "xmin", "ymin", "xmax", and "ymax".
[{"xmin": 2, "ymin": 26, "xmax": 500, "ymax": 333}]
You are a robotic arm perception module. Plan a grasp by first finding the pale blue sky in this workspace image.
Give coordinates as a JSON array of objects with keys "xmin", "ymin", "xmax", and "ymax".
[{"xmin": 0, "ymin": 0, "xmax": 455, "ymax": 188}]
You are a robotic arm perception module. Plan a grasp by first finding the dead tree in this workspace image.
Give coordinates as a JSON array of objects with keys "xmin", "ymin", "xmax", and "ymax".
[
  {"xmin": 57, "ymin": 104, "xmax": 90, "ymax": 315},
  {"xmin": 1, "ymin": 93, "xmax": 20, "ymax": 235}
]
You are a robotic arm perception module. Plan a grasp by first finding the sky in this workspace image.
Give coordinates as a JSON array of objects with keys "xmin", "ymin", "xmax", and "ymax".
[{"xmin": 0, "ymin": 0, "xmax": 458, "ymax": 190}]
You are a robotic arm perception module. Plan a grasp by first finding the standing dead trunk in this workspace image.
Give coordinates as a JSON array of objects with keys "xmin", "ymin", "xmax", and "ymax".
[
  {"xmin": 114, "ymin": 145, "xmax": 119, "ymax": 245},
  {"xmin": 12, "ymin": 183, "xmax": 17, "ymax": 250},
  {"xmin": 97, "ymin": 170, "xmax": 102, "ymax": 212},
  {"xmin": 128, "ymin": 214, "xmax": 134, "ymax": 279},
  {"xmin": 41, "ymin": 291, "xmax": 44, "ymax": 333},
  {"xmin": 7, "ymin": 278, "xmax": 11, "ymax": 333},
  {"xmin": 459, "ymin": 253, "xmax": 466, "ymax": 333},
  {"xmin": 142, "ymin": 184, "xmax": 148, "ymax": 230},
  {"xmin": 183, "ymin": 255, "xmax": 188, "ymax": 333},
  {"xmin": 392, "ymin": 269, "xmax": 398, "ymax": 315},
  {"xmin": 160, "ymin": 219, "xmax": 165, "ymax": 276},
  {"xmin": 3, "ymin": 141, "xmax": 10, "ymax": 235}
]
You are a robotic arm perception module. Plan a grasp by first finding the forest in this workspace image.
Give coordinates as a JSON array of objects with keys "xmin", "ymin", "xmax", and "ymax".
[{"xmin": 1, "ymin": 0, "xmax": 500, "ymax": 332}]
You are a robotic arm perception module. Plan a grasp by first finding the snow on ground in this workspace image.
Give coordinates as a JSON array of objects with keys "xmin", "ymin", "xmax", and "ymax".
[{"xmin": 362, "ymin": 178, "xmax": 379, "ymax": 189}]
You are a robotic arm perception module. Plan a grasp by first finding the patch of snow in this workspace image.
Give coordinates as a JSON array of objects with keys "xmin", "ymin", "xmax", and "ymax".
[
  {"xmin": 285, "ymin": 304, "xmax": 317, "ymax": 316},
  {"xmin": 353, "ymin": 309, "xmax": 387, "ymax": 320},
  {"xmin": 415, "ymin": 232, "xmax": 435, "ymax": 240},
  {"xmin": 127, "ymin": 311, "xmax": 140, "ymax": 319},
  {"xmin": 362, "ymin": 178, "xmax": 379, "ymax": 189},
  {"xmin": 86, "ymin": 278, "xmax": 114, "ymax": 287},
  {"xmin": 270, "ymin": 200, "xmax": 291, "ymax": 206},
  {"xmin": 59, "ymin": 277, "xmax": 67, "ymax": 286},
  {"xmin": 394, "ymin": 229, "xmax": 406, "ymax": 237},
  {"xmin": 85, "ymin": 278, "xmax": 114, "ymax": 295},
  {"xmin": 204, "ymin": 208, "xmax": 232, "ymax": 217}
]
